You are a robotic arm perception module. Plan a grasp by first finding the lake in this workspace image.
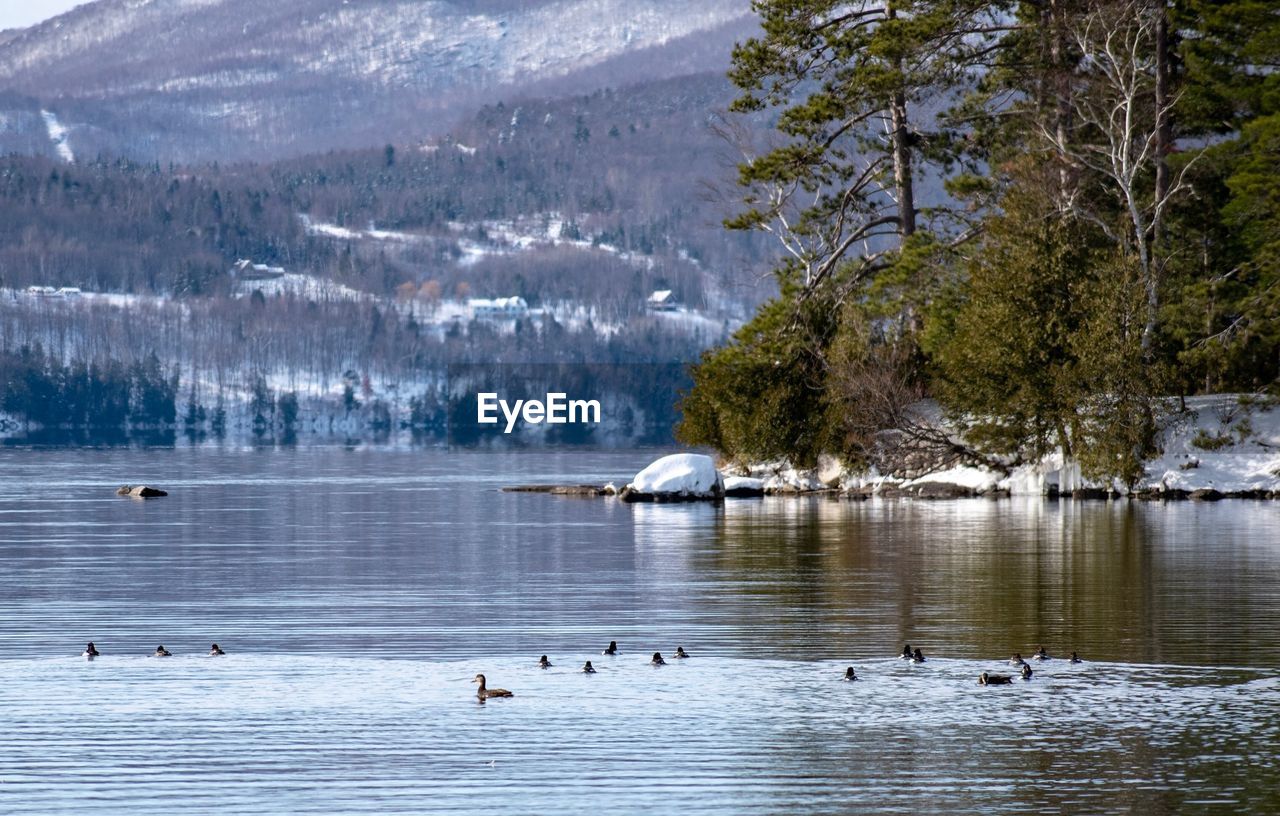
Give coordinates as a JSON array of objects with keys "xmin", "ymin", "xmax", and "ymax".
[{"xmin": 1, "ymin": 448, "xmax": 1278, "ymax": 814}]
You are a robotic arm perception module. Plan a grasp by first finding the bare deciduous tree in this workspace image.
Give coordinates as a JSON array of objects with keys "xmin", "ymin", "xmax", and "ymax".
[{"xmin": 1048, "ymin": 0, "xmax": 1197, "ymax": 353}]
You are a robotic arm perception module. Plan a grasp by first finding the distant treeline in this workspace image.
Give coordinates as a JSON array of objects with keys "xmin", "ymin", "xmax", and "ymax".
[
  {"xmin": 0, "ymin": 343, "xmax": 693, "ymax": 448},
  {"xmin": 0, "ymin": 346, "xmax": 176, "ymax": 442}
]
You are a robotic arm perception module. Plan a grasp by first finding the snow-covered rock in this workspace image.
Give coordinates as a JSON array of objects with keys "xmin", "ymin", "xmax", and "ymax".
[
  {"xmin": 622, "ymin": 453, "xmax": 724, "ymax": 501},
  {"xmin": 723, "ymin": 475, "xmax": 765, "ymax": 497}
]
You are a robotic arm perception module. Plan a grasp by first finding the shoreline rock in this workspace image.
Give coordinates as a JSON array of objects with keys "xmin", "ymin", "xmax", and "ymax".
[
  {"xmin": 502, "ymin": 484, "xmax": 606, "ymax": 496},
  {"xmin": 621, "ymin": 453, "xmax": 724, "ymax": 502}
]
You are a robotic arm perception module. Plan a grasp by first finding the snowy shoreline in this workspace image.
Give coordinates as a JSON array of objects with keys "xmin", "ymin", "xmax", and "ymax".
[
  {"xmin": 513, "ymin": 394, "xmax": 1280, "ymax": 502},
  {"xmin": 726, "ymin": 394, "xmax": 1280, "ymax": 500}
]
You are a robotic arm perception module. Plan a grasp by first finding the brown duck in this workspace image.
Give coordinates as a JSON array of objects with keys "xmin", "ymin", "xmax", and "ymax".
[{"xmin": 473, "ymin": 674, "xmax": 513, "ymax": 699}]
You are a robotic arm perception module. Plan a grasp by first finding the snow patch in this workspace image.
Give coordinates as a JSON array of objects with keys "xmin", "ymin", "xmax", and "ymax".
[
  {"xmin": 234, "ymin": 272, "xmax": 368, "ymax": 303},
  {"xmin": 40, "ymin": 109, "xmax": 73, "ymax": 162},
  {"xmin": 300, "ymin": 215, "xmax": 425, "ymax": 243},
  {"xmin": 904, "ymin": 466, "xmax": 1001, "ymax": 493}
]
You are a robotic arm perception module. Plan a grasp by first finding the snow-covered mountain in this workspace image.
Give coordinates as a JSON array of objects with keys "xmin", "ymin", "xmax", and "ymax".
[{"xmin": 0, "ymin": 0, "xmax": 755, "ymax": 162}]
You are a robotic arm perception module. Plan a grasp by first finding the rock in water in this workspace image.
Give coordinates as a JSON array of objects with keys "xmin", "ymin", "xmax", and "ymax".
[
  {"xmin": 116, "ymin": 485, "xmax": 168, "ymax": 498},
  {"xmin": 620, "ymin": 454, "xmax": 724, "ymax": 502},
  {"xmin": 722, "ymin": 476, "xmax": 766, "ymax": 498}
]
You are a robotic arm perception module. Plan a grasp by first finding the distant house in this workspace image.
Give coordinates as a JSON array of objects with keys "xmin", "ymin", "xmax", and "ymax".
[
  {"xmin": 469, "ymin": 296, "xmax": 528, "ymax": 319},
  {"xmin": 230, "ymin": 258, "xmax": 286, "ymax": 280},
  {"xmin": 647, "ymin": 289, "xmax": 678, "ymax": 311}
]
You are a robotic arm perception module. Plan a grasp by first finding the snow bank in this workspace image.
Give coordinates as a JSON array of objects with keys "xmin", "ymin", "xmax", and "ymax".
[
  {"xmin": 625, "ymin": 453, "xmax": 723, "ymax": 499},
  {"xmin": 905, "ymin": 466, "xmax": 1002, "ymax": 493}
]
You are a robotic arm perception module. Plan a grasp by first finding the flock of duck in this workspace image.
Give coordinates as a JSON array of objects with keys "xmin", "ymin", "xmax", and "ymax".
[
  {"xmin": 80, "ymin": 638, "xmax": 1084, "ymax": 697},
  {"xmin": 870, "ymin": 644, "xmax": 1083, "ymax": 686},
  {"xmin": 475, "ymin": 641, "xmax": 1085, "ymax": 699},
  {"xmin": 81, "ymin": 642, "xmax": 224, "ymax": 659},
  {"xmin": 474, "ymin": 641, "xmax": 690, "ymax": 698}
]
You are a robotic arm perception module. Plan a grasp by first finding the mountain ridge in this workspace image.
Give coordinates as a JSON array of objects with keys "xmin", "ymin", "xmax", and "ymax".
[{"xmin": 0, "ymin": 0, "xmax": 755, "ymax": 162}]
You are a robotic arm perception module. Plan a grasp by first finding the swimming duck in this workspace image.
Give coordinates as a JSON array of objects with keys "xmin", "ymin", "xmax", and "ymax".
[
  {"xmin": 1009, "ymin": 653, "xmax": 1027, "ymax": 667},
  {"xmin": 843, "ymin": 667, "xmax": 857, "ymax": 681},
  {"xmin": 674, "ymin": 647, "xmax": 689, "ymax": 659},
  {"xmin": 1034, "ymin": 646, "xmax": 1050, "ymax": 661},
  {"xmin": 602, "ymin": 641, "xmax": 619, "ymax": 656},
  {"xmin": 1069, "ymin": 651, "xmax": 1083, "ymax": 664},
  {"xmin": 651, "ymin": 652, "xmax": 666, "ymax": 666},
  {"xmin": 473, "ymin": 674, "xmax": 513, "ymax": 699},
  {"xmin": 581, "ymin": 661, "xmax": 596, "ymax": 673},
  {"xmin": 537, "ymin": 655, "xmax": 552, "ymax": 669},
  {"xmin": 900, "ymin": 644, "xmax": 913, "ymax": 660},
  {"xmin": 911, "ymin": 648, "xmax": 926, "ymax": 663},
  {"xmin": 979, "ymin": 672, "xmax": 1013, "ymax": 685},
  {"xmin": 1020, "ymin": 663, "xmax": 1033, "ymax": 680},
  {"xmin": 209, "ymin": 643, "xmax": 225, "ymax": 656},
  {"xmin": 83, "ymin": 642, "xmax": 100, "ymax": 659},
  {"xmin": 153, "ymin": 645, "xmax": 171, "ymax": 657}
]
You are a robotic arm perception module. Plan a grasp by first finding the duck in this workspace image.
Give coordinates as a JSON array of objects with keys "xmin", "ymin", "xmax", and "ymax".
[
  {"xmin": 674, "ymin": 646, "xmax": 689, "ymax": 659},
  {"xmin": 153, "ymin": 645, "xmax": 172, "ymax": 657},
  {"xmin": 1009, "ymin": 653, "xmax": 1027, "ymax": 667},
  {"xmin": 979, "ymin": 672, "xmax": 1013, "ymax": 685},
  {"xmin": 911, "ymin": 648, "xmax": 926, "ymax": 663},
  {"xmin": 473, "ymin": 674, "xmax": 513, "ymax": 699},
  {"xmin": 602, "ymin": 641, "xmax": 619, "ymax": 656},
  {"xmin": 581, "ymin": 661, "xmax": 596, "ymax": 673},
  {"xmin": 651, "ymin": 652, "xmax": 666, "ymax": 666},
  {"xmin": 1034, "ymin": 646, "xmax": 1050, "ymax": 661},
  {"xmin": 1020, "ymin": 663, "xmax": 1033, "ymax": 680},
  {"xmin": 843, "ymin": 667, "xmax": 858, "ymax": 681},
  {"xmin": 1069, "ymin": 651, "xmax": 1083, "ymax": 664},
  {"xmin": 82, "ymin": 642, "xmax": 100, "ymax": 659},
  {"xmin": 209, "ymin": 643, "xmax": 225, "ymax": 656},
  {"xmin": 537, "ymin": 655, "xmax": 552, "ymax": 669},
  {"xmin": 900, "ymin": 644, "xmax": 913, "ymax": 660}
]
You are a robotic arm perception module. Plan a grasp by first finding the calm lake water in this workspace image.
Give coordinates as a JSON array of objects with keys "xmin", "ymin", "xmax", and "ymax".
[{"xmin": 1, "ymin": 448, "xmax": 1278, "ymax": 814}]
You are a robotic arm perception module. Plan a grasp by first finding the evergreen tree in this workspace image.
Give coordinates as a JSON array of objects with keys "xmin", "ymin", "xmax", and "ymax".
[{"xmin": 726, "ymin": 0, "xmax": 1004, "ymax": 298}]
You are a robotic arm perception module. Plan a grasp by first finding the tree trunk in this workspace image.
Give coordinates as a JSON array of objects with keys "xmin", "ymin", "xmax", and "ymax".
[
  {"xmin": 890, "ymin": 90, "xmax": 916, "ymax": 239},
  {"xmin": 887, "ymin": 5, "xmax": 915, "ymax": 240},
  {"xmin": 1145, "ymin": 1, "xmax": 1172, "ymax": 355},
  {"xmin": 1050, "ymin": 0, "xmax": 1073, "ymax": 208}
]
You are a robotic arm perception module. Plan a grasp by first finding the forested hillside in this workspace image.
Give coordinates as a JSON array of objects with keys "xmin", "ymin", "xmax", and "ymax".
[
  {"xmin": 0, "ymin": 71, "xmax": 773, "ymax": 443},
  {"xmin": 1, "ymin": 72, "xmax": 768, "ymax": 307},
  {"xmin": 0, "ymin": 0, "xmax": 754, "ymax": 162}
]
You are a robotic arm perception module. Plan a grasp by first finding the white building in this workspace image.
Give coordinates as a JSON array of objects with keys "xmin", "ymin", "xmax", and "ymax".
[
  {"xmin": 647, "ymin": 289, "xmax": 678, "ymax": 311},
  {"xmin": 230, "ymin": 258, "xmax": 286, "ymax": 280},
  {"xmin": 469, "ymin": 296, "xmax": 529, "ymax": 319}
]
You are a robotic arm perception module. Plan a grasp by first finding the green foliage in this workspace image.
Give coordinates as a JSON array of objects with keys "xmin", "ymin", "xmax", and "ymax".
[
  {"xmin": 1176, "ymin": 0, "xmax": 1280, "ymax": 132},
  {"xmin": 931, "ymin": 169, "xmax": 1160, "ymax": 485},
  {"xmin": 1190, "ymin": 428, "xmax": 1233, "ymax": 451},
  {"xmin": 678, "ymin": 289, "xmax": 839, "ymax": 467},
  {"xmin": 932, "ymin": 182, "xmax": 1099, "ymax": 461}
]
